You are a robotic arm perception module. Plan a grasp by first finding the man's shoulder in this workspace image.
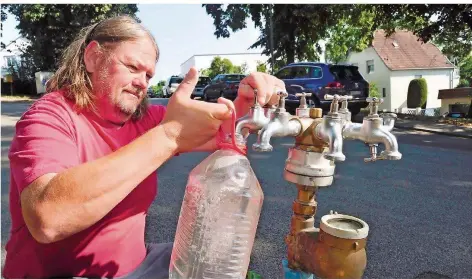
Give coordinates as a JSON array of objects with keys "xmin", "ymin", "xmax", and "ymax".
[
  {"xmin": 19, "ymin": 90, "xmax": 78, "ymax": 126},
  {"xmin": 30, "ymin": 90, "xmax": 75, "ymax": 113}
]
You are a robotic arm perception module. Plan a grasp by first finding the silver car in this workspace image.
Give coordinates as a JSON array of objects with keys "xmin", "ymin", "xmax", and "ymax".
[{"xmin": 163, "ymin": 75, "xmax": 183, "ymax": 98}]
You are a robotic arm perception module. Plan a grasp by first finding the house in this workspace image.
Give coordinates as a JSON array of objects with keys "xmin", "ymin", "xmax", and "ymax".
[
  {"xmin": 1, "ymin": 36, "xmax": 29, "ymax": 80},
  {"xmin": 180, "ymin": 53, "xmax": 269, "ymax": 77},
  {"xmin": 347, "ymin": 30, "xmax": 459, "ymax": 111}
]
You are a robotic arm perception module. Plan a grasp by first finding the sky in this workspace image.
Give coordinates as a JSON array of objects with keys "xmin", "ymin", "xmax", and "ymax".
[{"xmin": 1, "ymin": 4, "xmax": 264, "ymax": 85}]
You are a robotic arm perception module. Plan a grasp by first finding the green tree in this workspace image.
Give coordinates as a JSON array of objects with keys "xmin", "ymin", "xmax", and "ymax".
[
  {"xmin": 150, "ymin": 80, "xmax": 166, "ymax": 96},
  {"xmin": 368, "ymin": 82, "xmax": 381, "ymax": 98},
  {"xmin": 201, "ymin": 56, "xmax": 245, "ymax": 78},
  {"xmin": 203, "ymin": 4, "xmax": 350, "ymax": 66},
  {"xmin": 256, "ymin": 60, "xmax": 268, "ymax": 73},
  {"xmin": 458, "ymin": 54, "xmax": 472, "ymax": 84},
  {"xmin": 324, "ymin": 7, "xmax": 377, "ymax": 63},
  {"xmin": 2, "ymin": 4, "xmax": 139, "ymax": 81},
  {"xmin": 203, "ymin": 4, "xmax": 471, "ymax": 68}
]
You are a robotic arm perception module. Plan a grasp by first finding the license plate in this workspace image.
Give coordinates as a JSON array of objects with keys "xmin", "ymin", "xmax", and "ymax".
[{"xmin": 350, "ymin": 90, "xmax": 362, "ymax": 96}]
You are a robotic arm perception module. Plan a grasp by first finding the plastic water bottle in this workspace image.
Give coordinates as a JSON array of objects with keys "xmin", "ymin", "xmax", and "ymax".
[{"xmin": 169, "ymin": 134, "xmax": 264, "ymax": 279}]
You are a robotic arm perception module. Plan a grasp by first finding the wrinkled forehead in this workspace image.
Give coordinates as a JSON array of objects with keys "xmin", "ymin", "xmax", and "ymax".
[{"xmin": 107, "ymin": 37, "xmax": 158, "ymax": 70}]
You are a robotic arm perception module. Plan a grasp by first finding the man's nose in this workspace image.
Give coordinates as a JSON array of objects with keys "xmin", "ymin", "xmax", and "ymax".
[{"xmin": 132, "ymin": 72, "xmax": 148, "ymax": 89}]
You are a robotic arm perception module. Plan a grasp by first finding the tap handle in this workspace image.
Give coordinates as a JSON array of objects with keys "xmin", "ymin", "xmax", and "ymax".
[
  {"xmin": 366, "ymin": 97, "xmax": 384, "ymax": 116},
  {"xmin": 295, "ymin": 92, "xmax": 312, "ymax": 108},
  {"xmin": 277, "ymin": 90, "xmax": 289, "ymax": 109},
  {"xmin": 324, "ymin": 94, "xmax": 352, "ymax": 113},
  {"xmin": 252, "ymin": 89, "xmax": 260, "ymax": 107}
]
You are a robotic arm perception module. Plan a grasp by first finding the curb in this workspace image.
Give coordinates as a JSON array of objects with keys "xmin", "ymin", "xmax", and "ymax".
[{"xmin": 394, "ymin": 125, "xmax": 472, "ymax": 139}]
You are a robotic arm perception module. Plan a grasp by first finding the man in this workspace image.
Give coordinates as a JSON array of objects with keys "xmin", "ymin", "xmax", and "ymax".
[{"xmin": 3, "ymin": 15, "xmax": 285, "ymax": 279}]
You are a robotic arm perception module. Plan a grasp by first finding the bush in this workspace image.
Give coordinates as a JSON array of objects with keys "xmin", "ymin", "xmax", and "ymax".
[
  {"xmin": 407, "ymin": 78, "xmax": 428, "ymax": 108},
  {"xmin": 368, "ymin": 82, "xmax": 381, "ymax": 98},
  {"xmin": 456, "ymin": 79, "xmax": 471, "ymax": 88}
]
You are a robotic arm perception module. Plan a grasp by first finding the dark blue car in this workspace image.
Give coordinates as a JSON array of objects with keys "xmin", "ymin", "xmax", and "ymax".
[{"xmin": 274, "ymin": 62, "xmax": 370, "ymax": 117}]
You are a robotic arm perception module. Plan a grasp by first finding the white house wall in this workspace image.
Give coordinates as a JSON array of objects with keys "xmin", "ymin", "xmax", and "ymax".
[
  {"xmin": 347, "ymin": 47, "xmax": 392, "ymax": 111},
  {"xmin": 389, "ymin": 69, "xmax": 454, "ymax": 110},
  {"xmin": 180, "ymin": 53, "xmax": 269, "ymax": 76}
]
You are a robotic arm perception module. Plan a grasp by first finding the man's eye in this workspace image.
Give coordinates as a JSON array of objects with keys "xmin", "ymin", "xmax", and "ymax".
[{"xmin": 128, "ymin": 65, "xmax": 138, "ymax": 71}]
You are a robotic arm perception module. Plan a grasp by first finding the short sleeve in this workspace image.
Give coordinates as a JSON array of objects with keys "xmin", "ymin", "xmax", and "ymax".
[
  {"xmin": 8, "ymin": 98, "xmax": 80, "ymax": 194},
  {"xmin": 147, "ymin": 104, "xmax": 166, "ymax": 126}
]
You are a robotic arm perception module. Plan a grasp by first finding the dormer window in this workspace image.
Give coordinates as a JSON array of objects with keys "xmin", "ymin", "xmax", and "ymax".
[{"xmin": 393, "ymin": 40, "xmax": 399, "ymax": 48}]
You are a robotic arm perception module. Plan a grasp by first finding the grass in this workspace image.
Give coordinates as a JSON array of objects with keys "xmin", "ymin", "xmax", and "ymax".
[{"xmin": 1, "ymin": 94, "xmax": 37, "ymax": 102}]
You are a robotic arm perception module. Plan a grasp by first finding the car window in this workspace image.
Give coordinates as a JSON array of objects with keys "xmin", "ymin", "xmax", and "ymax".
[
  {"xmin": 329, "ymin": 66, "xmax": 363, "ymax": 81},
  {"xmin": 197, "ymin": 77, "xmax": 211, "ymax": 86},
  {"xmin": 212, "ymin": 75, "xmax": 221, "ymax": 82},
  {"xmin": 275, "ymin": 67, "xmax": 294, "ymax": 79},
  {"xmin": 311, "ymin": 67, "xmax": 323, "ymax": 78},
  {"xmin": 170, "ymin": 77, "xmax": 183, "ymax": 84},
  {"xmin": 224, "ymin": 75, "xmax": 244, "ymax": 81},
  {"xmin": 292, "ymin": 66, "xmax": 311, "ymax": 79}
]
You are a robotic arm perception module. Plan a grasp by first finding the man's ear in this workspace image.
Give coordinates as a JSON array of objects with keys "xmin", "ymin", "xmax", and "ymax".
[{"xmin": 84, "ymin": 41, "xmax": 101, "ymax": 73}]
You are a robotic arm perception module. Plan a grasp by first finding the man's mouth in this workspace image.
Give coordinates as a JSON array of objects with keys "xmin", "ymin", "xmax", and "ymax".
[{"xmin": 124, "ymin": 90, "xmax": 140, "ymax": 98}]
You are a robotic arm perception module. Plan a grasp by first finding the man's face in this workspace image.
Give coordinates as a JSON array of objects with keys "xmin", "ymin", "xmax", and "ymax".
[{"xmin": 90, "ymin": 37, "xmax": 156, "ymax": 124}]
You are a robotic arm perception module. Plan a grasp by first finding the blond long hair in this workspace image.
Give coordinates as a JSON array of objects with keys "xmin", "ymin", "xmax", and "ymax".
[{"xmin": 47, "ymin": 15, "xmax": 159, "ymax": 120}]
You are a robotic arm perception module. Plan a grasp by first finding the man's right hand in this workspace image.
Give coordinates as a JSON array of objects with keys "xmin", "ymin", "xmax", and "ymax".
[{"xmin": 160, "ymin": 67, "xmax": 233, "ymax": 153}]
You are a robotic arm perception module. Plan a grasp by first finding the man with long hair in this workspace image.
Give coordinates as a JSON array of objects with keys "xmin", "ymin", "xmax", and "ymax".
[{"xmin": 3, "ymin": 15, "xmax": 284, "ymax": 278}]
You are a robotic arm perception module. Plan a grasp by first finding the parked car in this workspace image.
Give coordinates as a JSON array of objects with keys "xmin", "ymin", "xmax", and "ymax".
[
  {"xmin": 163, "ymin": 75, "xmax": 183, "ymax": 98},
  {"xmin": 192, "ymin": 76, "xmax": 211, "ymax": 99},
  {"xmin": 147, "ymin": 87, "xmax": 157, "ymax": 98},
  {"xmin": 203, "ymin": 74, "xmax": 246, "ymax": 102},
  {"xmin": 274, "ymin": 62, "xmax": 370, "ymax": 116}
]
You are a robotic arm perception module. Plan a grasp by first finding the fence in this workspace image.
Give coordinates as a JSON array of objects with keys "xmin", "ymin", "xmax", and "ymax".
[{"xmin": 397, "ymin": 107, "xmax": 442, "ymax": 117}]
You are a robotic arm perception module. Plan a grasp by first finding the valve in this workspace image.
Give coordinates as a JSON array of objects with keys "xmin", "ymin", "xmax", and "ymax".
[
  {"xmin": 295, "ymin": 92, "xmax": 312, "ymax": 117},
  {"xmin": 276, "ymin": 91, "xmax": 289, "ymax": 111},
  {"xmin": 295, "ymin": 92, "xmax": 312, "ymax": 109},
  {"xmin": 366, "ymin": 97, "xmax": 383, "ymax": 117},
  {"xmin": 324, "ymin": 94, "xmax": 353, "ymax": 114}
]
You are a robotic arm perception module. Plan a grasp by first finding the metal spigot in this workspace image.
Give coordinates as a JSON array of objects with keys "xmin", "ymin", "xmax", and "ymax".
[
  {"xmin": 252, "ymin": 91, "xmax": 302, "ymax": 152},
  {"xmin": 343, "ymin": 97, "xmax": 402, "ymax": 161},
  {"xmin": 338, "ymin": 96, "xmax": 353, "ymax": 125},
  {"xmin": 235, "ymin": 89, "xmax": 272, "ymax": 138},
  {"xmin": 313, "ymin": 94, "xmax": 350, "ymax": 162},
  {"xmin": 295, "ymin": 92, "xmax": 312, "ymax": 118}
]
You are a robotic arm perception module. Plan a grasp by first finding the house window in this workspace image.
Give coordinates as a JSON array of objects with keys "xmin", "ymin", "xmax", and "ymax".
[
  {"xmin": 366, "ymin": 60, "xmax": 374, "ymax": 74},
  {"xmin": 382, "ymin": 88, "xmax": 386, "ymax": 97},
  {"xmin": 415, "ymin": 75, "xmax": 422, "ymax": 79},
  {"xmin": 5, "ymin": 56, "xmax": 17, "ymax": 67}
]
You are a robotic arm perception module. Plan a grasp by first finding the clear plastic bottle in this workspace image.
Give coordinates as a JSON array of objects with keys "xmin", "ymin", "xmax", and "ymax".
[{"xmin": 169, "ymin": 134, "xmax": 264, "ymax": 279}]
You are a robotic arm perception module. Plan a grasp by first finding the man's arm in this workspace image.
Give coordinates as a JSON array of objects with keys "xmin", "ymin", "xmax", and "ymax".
[{"xmin": 21, "ymin": 124, "xmax": 178, "ymax": 244}]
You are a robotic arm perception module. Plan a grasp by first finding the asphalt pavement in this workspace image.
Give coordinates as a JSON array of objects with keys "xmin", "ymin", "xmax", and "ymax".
[{"xmin": 2, "ymin": 99, "xmax": 472, "ymax": 279}]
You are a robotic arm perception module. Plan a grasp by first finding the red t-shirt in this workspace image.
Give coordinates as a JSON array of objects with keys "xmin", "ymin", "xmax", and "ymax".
[{"xmin": 3, "ymin": 91, "xmax": 167, "ymax": 278}]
